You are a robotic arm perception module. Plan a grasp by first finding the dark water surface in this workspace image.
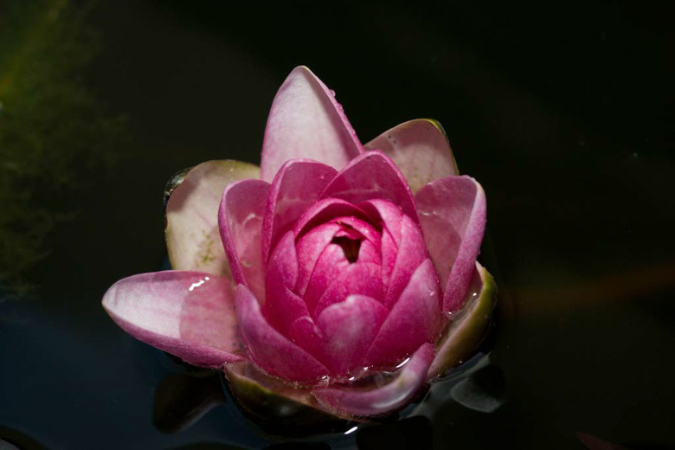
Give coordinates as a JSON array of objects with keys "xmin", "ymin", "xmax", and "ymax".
[{"xmin": 1, "ymin": 1, "xmax": 673, "ymax": 449}]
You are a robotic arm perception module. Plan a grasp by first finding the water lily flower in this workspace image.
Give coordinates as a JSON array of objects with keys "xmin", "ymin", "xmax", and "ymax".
[{"xmin": 102, "ymin": 66, "xmax": 496, "ymax": 421}]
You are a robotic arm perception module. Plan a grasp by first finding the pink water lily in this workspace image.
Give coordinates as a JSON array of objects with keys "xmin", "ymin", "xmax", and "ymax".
[{"xmin": 102, "ymin": 66, "xmax": 496, "ymax": 420}]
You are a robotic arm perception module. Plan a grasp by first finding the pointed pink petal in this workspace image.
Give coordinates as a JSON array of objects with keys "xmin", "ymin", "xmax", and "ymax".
[
  {"xmin": 316, "ymin": 295, "xmax": 389, "ymax": 376},
  {"xmin": 359, "ymin": 200, "xmax": 429, "ymax": 308},
  {"xmin": 262, "ymin": 159, "xmax": 337, "ymax": 264},
  {"xmin": 102, "ymin": 271, "xmax": 244, "ymax": 367},
  {"xmin": 415, "ymin": 176, "xmax": 487, "ymax": 312},
  {"xmin": 365, "ymin": 259, "xmax": 443, "ymax": 368},
  {"xmin": 313, "ymin": 263, "xmax": 385, "ymax": 318},
  {"xmin": 428, "ymin": 263, "xmax": 497, "ymax": 378},
  {"xmin": 358, "ymin": 199, "xmax": 405, "ymax": 289},
  {"xmin": 261, "ymin": 66, "xmax": 362, "ymax": 182},
  {"xmin": 166, "ymin": 160, "xmax": 260, "ymax": 277},
  {"xmin": 303, "ymin": 243, "xmax": 351, "ymax": 313},
  {"xmin": 263, "ymin": 231, "xmax": 309, "ymax": 333},
  {"xmin": 295, "ymin": 222, "xmax": 342, "ymax": 295},
  {"xmin": 313, "ymin": 343, "xmax": 434, "ymax": 418},
  {"xmin": 218, "ymin": 179, "xmax": 270, "ymax": 301},
  {"xmin": 235, "ymin": 284, "xmax": 330, "ymax": 383},
  {"xmin": 382, "ymin": 213, "xmax": 430, "ymax": 309},
  {"xmin": 287, "ymin": 316, "xmax": 324, "ymax": 360},
  {"xmin": 320, "ymin": 151, "xmax": 419, "ymax": 223},
  {"xmin": 365, "ymin": 119, "xmax": 459, "ymax": 193}
]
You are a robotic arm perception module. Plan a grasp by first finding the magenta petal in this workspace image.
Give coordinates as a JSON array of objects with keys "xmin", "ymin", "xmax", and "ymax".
[
  {"xmin": 316, "ymin": 295, "xmax": 389, "ymax": 376},
  {"xmin": 102, "ymin": 271, "xmax": 244, "ymax": 367},
  {"xmin": 303, "ymin": 243, "xmax": 350, "ymax": 313},
  {"xmin": 260, "ymin": 66, "xmax": 362, "ymax": 182},
  {"xmin": 365, "ymin": 119, "xmax": 459, "ymax": 193},
  {"xmin": 312, "ymin": 263, "xmax": 385, "ymax": 318},
  {"xmin": 365, "ymin": 259, "xmax": 442, "ymax": 368},
  {"xmin": 295, "ymin": 222, "xmax": 342, "ymax": 295},
  {"xmin": 293, "ymin": 198, "xmax": 370, "ymax": 237},
  {"xmin": 382, "ymin": 213, "xmax": 429, "ymax": 309},
  {"xmin": 235, "ymin": 284, "xmax": 330, "ymax": 383},
  {"xmin": 262, "ymin": 159, "xmax": 337, "ymax": 264},
  {"xmin": 218, "ymin": 179, "xmax": 270, "ymax": 301},
  {"xmin": 287, "ymin": 316, "xmax": 324, "ymax": 359},
  {"xmin": 415, "ymin": 176, "xmax": 487, "ymax": 312},
  {"xmin": 264, "ymin": 231, "xmax": 308, "ymax": 333},
  {"xmin": 321, "ymin": 151, "xmax": 419, "ymax": 224},
  {"xmin": 313, "ymin": 343, "xmax": 434, "ymax": 418},
  {"xmin": 166, "ymin": 160, "xmax": 260, "ymax": 277}
]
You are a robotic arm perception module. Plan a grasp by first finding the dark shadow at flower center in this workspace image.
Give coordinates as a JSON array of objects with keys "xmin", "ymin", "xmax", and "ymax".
[{"xmin": 331, "ymin": 236, "xmax": 361, "ymax": 264}]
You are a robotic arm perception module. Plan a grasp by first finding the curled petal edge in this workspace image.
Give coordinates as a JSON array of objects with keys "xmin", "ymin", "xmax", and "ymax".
[{"xmin": 312, "ymin": 343, "xmax": 435, "ymax": 418}]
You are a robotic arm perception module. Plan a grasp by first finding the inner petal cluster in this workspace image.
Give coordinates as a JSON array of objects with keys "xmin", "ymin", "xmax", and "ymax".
[{"xmin": 261, "ymin": 197, "xmax": 441, "ymax": 379}]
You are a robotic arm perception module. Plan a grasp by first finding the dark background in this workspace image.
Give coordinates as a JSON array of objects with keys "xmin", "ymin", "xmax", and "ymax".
[{"xmin": 1, "ymin": 0, "xmax": 673, "ymax": 449}]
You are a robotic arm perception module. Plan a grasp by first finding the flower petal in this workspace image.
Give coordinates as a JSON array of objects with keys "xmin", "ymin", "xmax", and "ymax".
[
  {"xmin": 235, "ymin": 284, "xmax": 330, "ymax": 383},
  {"xmin": 102, "ymin": 271, "xmax": 244, "ymax": 367},
  {"xmin": 320, "ymin": 151, "xmax": 419, "ymax": 224},
  {"xmin": 428, "ymin": 263, "xmax": 497, "ymax": 378},
  {"xmin": 263, "ymin": 231, "xmax": 309, "ymax": 333},
  {"xmin": 295, "ymin": 222, "xmax": 342, "ymax": 295},
  {"xmin": 316, "ymin": 295, "xmax": 389, "ymax": 376},
  {"xmin": 261, "ymin": 66, "xmax": 362, "ymax": 182},
  {"xmin": 313, "ymin": 343, "xmax": 434, "ymax": 418},
  {"xmin": 382, "ymin": 213, "xmax": 429, "ymax": 309},
  {"xmin": 293, "ymin": 198, "xmax": 370, "ymax": 237},
  {"xmin": 365, "ymin": 259, "xmax": 442, "ymax": 368},
  {"xmin": 218, "ymin": 178, "xmax": 270, "ymax": 301},
  {"xmin": 262, "ymin": 159, "xmax": 337, "ymax": 264},
  {"xmin": 365, "ymin": 119, "xmax": 459, "ymax": 193},
  {"xmin": 166, "ymin": 160, "xmax": 260, "ymax": 277},
  {"xmin": 415, "ymin": 176, "xmax": 487, "ymax": 312},
  {"xmin": 313, "ymin": 263, "xmax": 385, "ymax": 318}
]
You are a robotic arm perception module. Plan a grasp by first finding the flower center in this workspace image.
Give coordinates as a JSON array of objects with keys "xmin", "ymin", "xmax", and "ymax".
[{"xmin": 331, "ymin": 235, "xmax": 361, "ymax": 263}]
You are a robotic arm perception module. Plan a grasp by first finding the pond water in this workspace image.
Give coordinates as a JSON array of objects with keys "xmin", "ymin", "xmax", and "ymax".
[{"xmin": 1, "ymin": 1, "xmax": 673, "ymax": 449}]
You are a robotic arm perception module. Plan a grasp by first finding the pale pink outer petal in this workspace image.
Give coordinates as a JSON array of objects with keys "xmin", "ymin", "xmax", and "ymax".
[
  {"xmin": 262, "ymin": 159, "xmax": 337, "ymax": 265},
  {"xmin": 316, "ymin": 295, "xmax": 389, "ymax": 376},
  {"xmin": 415, "ymin": 176, "xmax": 487, "ymax": 312},
  {"xmin": 365, "ymin": 259, "xmax": 443, "ymax": 368},
  {"xmin": 235, "ymin": 284, "xmax": 330, "ymax": 383},
  {"xmin": 320, "ymin": 151, "xmax": 420, "ymax": 224},
  {"xmin": 218, "ymin": 179, "xmax": 270, "ymax": 301},
  {"xmin": 166, "ymin": 160, "xmax": 260, "ymax": 277},
  {"xmin": 313, "ymin": 343, "xmax": 434, "ymax": 418},
  {"xmin": 261, "ymin": 66, "xmax": 362, "ymax": 182},
  {"xmin": 102, "ymin": 271, "xmax": 244, "ymax": 367},
  {"xmin": 365, "ymin": 119, "xmax": 459, "ymax": 194}
]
